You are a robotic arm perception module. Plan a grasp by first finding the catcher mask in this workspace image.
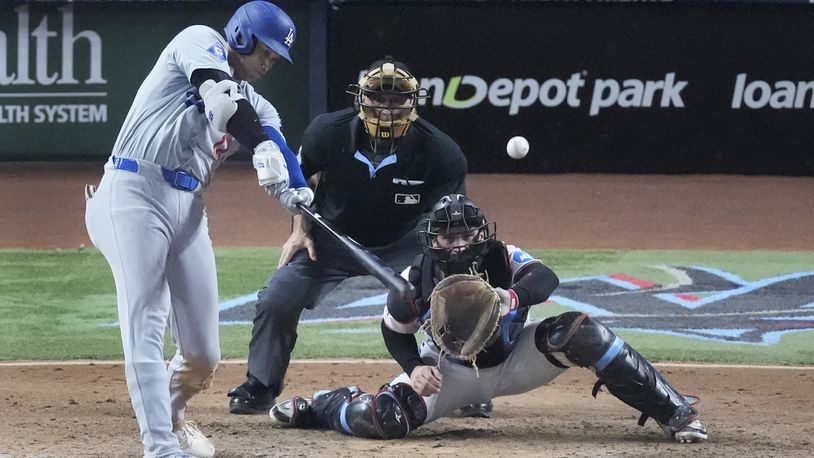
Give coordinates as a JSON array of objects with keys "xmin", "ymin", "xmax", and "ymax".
[
  {"xmin": 420, "ymin": 194, "xmax": 496, "ymax": 273},
  {"xmin": 347, "ymin": 57, "xmax": 426, "ymax": 143}
]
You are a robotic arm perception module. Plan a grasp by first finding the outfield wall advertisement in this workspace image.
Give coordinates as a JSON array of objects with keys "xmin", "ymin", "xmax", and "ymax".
[
  {"xmin": 327, "ymin": 2, "xmax": 814, "ymax": 175},
  {"xmin": 0, "ymin": 0, "xmax": 310, "ymax": 160},
  {"xmin": 3, "ymin": 1, "xmax": 814, "ymax": 176}
]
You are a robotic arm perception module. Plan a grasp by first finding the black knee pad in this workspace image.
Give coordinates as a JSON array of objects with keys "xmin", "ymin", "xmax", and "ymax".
[
  {"xmin": 372, "ymin": 383, "xmax": 426, "ymax": 438},
  {"xmin": 534, "ymin": 311, "xmax": 585, "ymax": 352},
  {"xmin": 534, "ymin": 311, "xmax": 622, "ymax": 371}
]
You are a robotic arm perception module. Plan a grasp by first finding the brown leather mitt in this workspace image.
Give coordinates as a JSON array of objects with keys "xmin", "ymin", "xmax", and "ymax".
[{"xmin": 429, "ymin": 274, "xmax": 501, "ymax": 363}]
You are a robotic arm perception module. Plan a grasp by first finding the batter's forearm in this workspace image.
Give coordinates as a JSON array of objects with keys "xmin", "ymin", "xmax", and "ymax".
[{"xmin": 226, "ymin": 99, "xmax": 267, "ymax": 148}]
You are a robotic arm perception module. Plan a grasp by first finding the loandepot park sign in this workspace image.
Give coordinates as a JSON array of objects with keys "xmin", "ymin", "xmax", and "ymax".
[
  {"xmin": 0, "ymin": 4, "xmax": 107, "ymax": 125},
  {"xmin": 415, "ymin": 73, "xmax": 814, "ymax": 116}
]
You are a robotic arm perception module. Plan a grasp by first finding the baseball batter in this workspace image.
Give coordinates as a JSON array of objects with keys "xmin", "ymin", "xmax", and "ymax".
[
  {"xmin": 84, "ymin": 2, "xmax": 311, "ymax": 457},
  {"xmin": 268, "ymin": 194, "xmax": 709, "ymax": 443}
]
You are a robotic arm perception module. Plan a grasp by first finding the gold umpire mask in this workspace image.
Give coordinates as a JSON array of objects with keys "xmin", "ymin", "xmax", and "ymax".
[{"xmin": 347, "ymin": 60, "xmax": 422, "ymax": 141}]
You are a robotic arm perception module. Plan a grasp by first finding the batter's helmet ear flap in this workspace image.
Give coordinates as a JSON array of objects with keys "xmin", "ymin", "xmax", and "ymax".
[{"xmin": 225, "ymin": 1, "xmax": 297, "ymax": 62}]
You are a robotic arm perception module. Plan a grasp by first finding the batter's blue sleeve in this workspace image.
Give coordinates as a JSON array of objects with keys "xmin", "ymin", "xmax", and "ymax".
[{"xmin": 263, "ymin": 125, "xmax": 308, "ymax": 189}]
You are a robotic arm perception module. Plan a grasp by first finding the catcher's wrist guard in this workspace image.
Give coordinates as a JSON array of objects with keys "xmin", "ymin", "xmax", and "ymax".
[{"xmin": 496, "ymin": 287, "xmax": 519, "ymax": 315}]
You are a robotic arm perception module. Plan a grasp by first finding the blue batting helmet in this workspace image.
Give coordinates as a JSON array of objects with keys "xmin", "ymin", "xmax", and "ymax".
[{"xmin": 225, "ymin": 1, "xmax": 296, "ymax": 62}]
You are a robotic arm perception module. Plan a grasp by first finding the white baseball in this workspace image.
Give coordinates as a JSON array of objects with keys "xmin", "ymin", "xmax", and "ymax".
[{"xmin": 506, "ymin": 136, "xmax": 529, "ymax": 159}]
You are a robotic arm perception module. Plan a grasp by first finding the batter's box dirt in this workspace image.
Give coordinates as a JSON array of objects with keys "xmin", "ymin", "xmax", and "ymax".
[{"xmin": 1, "ymin": 361, "xmax": 812, "ymax": 457}]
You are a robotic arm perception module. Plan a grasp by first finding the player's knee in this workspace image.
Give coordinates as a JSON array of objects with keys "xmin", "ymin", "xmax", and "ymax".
[
  {"xmin": 190, "ymin": 343, "xmax": 221, "ymax": 370},
  {"xmin": 535, "ymin": 312, "xmax": 621, "ymax": 371},
  {"xmin": 255, "ymin": 294, "xmax": 300, "ymax": 320},
  {"xmin": 534, "ymin": 311, "xmax": 584, "ymax": 356}
]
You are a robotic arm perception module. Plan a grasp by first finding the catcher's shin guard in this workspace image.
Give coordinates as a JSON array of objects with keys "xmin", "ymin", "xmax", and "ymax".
[
  {"xmin": 535, "ymin": 312, "xmax": 695, "ymax": 428},
  {"xmin": 302, "ymin": 383, "xmax": 427, "ymax": 439}
]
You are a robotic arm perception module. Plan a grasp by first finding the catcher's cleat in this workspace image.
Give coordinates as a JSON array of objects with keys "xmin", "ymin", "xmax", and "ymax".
[
  {"xmin": 460, "ymin": 400, "xmax": 493, "ymax": 418},
  {"xmin": 658, "ymin": 406, "xmax": 708, "ymax": 443},
  {"xmin": 269, "ymin": 397, "xmax": 312, "ymax": 428},
  {"xmin": 84, "ymin": 184, "xmax": 97, "ymax": 202},
  {"xmin": 227, "ymin": 379, "xmax": 276, "ymax": 415},
  {"xmin": 173, "ymin": 421, "xmax": 215, "ymax": 458}
]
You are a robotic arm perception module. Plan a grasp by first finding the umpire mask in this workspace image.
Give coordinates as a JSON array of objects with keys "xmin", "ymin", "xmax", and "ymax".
[{"xmin": 347, "ymin": 57, "xmax": 426, "ymax": 153}]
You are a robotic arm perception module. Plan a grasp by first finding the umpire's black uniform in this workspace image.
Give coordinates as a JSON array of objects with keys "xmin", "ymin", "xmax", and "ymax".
[{"xmin": 246, "ymin": 108, "xmax": 467, "ymax": 394}]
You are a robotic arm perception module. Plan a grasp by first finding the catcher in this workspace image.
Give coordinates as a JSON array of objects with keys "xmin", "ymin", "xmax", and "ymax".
[{"xmin": 267, "ymin": 194, "xmax": 708, "ymax": 443}]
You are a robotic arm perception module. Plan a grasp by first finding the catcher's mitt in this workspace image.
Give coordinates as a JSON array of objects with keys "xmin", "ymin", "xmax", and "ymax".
[{"xmin": 429, "ymin": 274, "xmax": 501, "ymax": 365}]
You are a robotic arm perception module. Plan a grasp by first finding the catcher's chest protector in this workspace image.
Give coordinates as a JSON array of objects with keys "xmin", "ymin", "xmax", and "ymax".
[
  {"xmin": 420, "ymin": 241, "xmax": 513, "ymax": 310},
  {"xmin": 421, "ymin": 242, "xmax": 531, "ymax": 368}
]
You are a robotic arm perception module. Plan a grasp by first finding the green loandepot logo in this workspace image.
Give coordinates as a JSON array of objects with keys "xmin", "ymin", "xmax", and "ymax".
[{"xmin": 418, "ymin": 72, "xmax": 688, "ymax": 116}]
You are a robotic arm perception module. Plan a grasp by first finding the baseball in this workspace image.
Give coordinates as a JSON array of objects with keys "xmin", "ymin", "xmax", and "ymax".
[{"xmin": 506, "ymin": 136, "xmax": 529, "ymax": 159}]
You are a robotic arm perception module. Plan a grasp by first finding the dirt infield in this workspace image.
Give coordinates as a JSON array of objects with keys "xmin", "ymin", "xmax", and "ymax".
[
  {"xmin": 1, "ymin": 361, "xmax": 813, "ymax": 457},
  {"xmin": 1, "ymin": 163, "xmax": 813, "ymax": 456}
]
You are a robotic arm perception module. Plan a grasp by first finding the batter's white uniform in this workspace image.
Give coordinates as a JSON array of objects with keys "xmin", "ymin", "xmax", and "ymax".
[
  {"xmin": 86, "ymin": 25, "xmax": 282, "ymax": 458},
  {"xmin": 384, "ymin": 245, "xmax": 567, "ymax": 422}
]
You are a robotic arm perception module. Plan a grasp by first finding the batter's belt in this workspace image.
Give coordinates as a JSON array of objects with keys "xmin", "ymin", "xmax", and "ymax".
[{"xmin": 112, "ymin": 156, "xmax": 200, "ymax": 192}]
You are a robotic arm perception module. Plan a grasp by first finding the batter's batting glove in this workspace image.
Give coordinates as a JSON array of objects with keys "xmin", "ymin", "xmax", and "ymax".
[
  {"xmin": 265, "ymin": 181, "xmax": 288, "ymax": 199},
  {"xmin": 279, "ymin": 187, "xmax": 314, "ymax": 214}
]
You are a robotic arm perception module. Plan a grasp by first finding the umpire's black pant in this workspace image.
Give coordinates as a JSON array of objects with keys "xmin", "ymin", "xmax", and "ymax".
[{"xmin": 246, "ymin": 225, "xmax": 420, "ymax": 392}]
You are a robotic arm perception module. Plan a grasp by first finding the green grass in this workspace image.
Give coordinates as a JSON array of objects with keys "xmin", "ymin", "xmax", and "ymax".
[
  {"xmin": 1, "ymin": 248, "xmax": 812, "ymax": 364},
  {"xmin": 535, "ymin": 249, "xmax": 814, "ymax": 282}
]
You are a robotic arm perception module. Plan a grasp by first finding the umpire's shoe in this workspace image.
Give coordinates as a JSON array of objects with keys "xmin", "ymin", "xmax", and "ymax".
[
  {"xmin": 227, "ymin": 376, "xmax": 276, "ymax": 415},
  {"xmin": 460, "ymin": 400, "xmax": 493, "ymax": 418}
]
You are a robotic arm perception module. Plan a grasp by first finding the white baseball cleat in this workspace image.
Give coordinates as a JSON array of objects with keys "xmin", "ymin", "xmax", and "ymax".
[
  {"xmin": 658, "ymin": 413, "xmax": 708, "ymax": 443},
  {"xmin": 655, "ymin": 404, "xmax": 708, "ymax": 443},
  {"xmin": 174, "ymin": 421, "xmax": 215, "ymax": 458},
  {"xmin": 668, "ymin": 418, "xmax": 709, "ymax": 443},
  {"xmin": 269, "ymin": 396, "xmax": 312, "ymax": 428}
]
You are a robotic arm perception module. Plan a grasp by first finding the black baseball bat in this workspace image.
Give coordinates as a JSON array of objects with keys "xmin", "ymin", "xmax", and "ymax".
[{"xmin": 296, "ymin": 203, "xmax": 417, "ymax": 301}]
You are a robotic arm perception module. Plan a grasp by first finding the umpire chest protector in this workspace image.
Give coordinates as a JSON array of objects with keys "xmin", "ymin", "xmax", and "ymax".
[{"xmin": 300, "ymin": 109, "xmax": 466, "ymax": 247}]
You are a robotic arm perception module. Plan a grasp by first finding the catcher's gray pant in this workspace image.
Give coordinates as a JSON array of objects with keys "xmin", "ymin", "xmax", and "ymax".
[
  {"xmin": 391, "ymin": 322, "xmax": 567, "ymax": 423},
  {"xmin": 247, "ymin": 226, "xmax": 420, "ymax": 390},
  {"xmin": 85, "ymin": 159, "xmax": 220, "ymax": 458}
]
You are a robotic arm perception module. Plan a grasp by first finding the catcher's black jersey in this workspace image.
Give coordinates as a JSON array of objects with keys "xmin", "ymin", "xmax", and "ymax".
[
  {"xmin": 384, "ymin": 241, "xmax": 549, "ymax": 370},
  {"xmin": 299, "ymin": 108, "xmax": 467, "ymax": 247}
]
